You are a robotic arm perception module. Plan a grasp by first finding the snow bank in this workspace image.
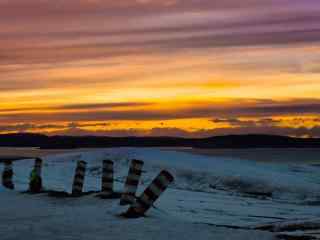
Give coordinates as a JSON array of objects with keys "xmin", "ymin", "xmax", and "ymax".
[{"xmin": 91, "ymin": 148, "xmax": 320, "ymax": 201}]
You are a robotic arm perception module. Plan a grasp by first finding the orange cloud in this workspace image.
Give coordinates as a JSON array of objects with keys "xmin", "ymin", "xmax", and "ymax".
[{"xmin": 1, "ymin": 0, "xmax": 320, "ymax": 136}]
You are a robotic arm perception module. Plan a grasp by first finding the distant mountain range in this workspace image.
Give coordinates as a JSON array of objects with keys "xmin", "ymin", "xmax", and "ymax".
[{"xmin": 1, "ymin": 133, "xmax": 320, "ymax": 149}]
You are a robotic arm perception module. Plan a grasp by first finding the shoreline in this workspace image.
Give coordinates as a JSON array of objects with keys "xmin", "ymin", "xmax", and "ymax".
[{"xmin": 1, "ymin": 146, "xmax": 320, "ymax": 164}]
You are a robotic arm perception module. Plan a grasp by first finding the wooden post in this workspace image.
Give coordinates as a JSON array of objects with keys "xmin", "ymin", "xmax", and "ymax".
[
  {"xmin": 120, "ymin": 159, "xmax": 144, "ymax": 205},
  {"xmin": 2, "ymin": 160, "xmax": 14, "ymax": 189},
  {"xmin": 29, "ymin": 158, "xmax": 43, "ymax": 193},
  {"xmin": 72, "ymin": 160, "xmax": 87, "ymax": 196},
  {"xmin": 101, "ymin": 160, "xmax": 114, "ymax": 196},
  {"xmin": 124, "ymin": 170, "xmax": 174, "ymax": 218}
]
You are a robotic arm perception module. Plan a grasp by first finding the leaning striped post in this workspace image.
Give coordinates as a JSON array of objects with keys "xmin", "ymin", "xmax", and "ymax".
[
  {"xmin": 29, "ymin": 158, "xmax": 43, "ymax": 193},
  {"xmin": 72, "ymin": 160, "xmax": 87, "ymax": 196},
  {"xmin": 124, "ymin": 170, "xmax": 174, "ymax": 218},
  {"xmin": 120, "ymin": 159, "xmax": 144, "ymax": 205},
  {"xmin": 2, "ymin": 160, "xmax": 14, "ymax": 189},
  {"xmin": 101, "ymin": 160, "xmax": 114, "ymax": 196}
]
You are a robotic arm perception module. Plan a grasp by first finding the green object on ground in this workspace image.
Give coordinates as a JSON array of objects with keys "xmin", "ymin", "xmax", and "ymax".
[{"xmin": 29, "ymin": 169, "xmax": 42, "ymax": 193}]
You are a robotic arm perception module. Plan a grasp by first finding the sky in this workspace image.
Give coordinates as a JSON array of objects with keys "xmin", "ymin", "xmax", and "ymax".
[{"xmin": 1, "ymin": 0, "xmax": 320, "ymax": 138}]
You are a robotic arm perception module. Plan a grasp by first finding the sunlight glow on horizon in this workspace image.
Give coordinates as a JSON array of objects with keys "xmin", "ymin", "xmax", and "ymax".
[{"xmin": 1, "ymin": 0, "xmax": 320, "ymax": 137}]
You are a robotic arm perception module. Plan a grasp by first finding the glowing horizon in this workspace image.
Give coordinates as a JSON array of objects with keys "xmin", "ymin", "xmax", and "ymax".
[{"xmin": 1, "ymin": 0, "xmax": 320, "ymax": 137}]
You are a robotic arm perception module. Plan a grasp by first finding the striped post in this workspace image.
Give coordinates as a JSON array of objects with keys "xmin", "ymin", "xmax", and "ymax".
[
  {"xmin": 101, "ymin": 160, "xmax": 114, "ymax": 196},
  {"xmin": 120, "ymin": 159, "xmax": 144, "ymax": 205},
  {"xmin": 124, "ymin": 170, "xmax": 174, "ymax": 218},
  {"xmin": 29, "ymin": 158, "xmax": 43, "ymax": 193},
  {"xmin": 72, "ymin": 160, "xmax": 87, "ymax": 196},
  {"xmin": 2, "ymin": 160, "xmax": 14, "ymax": 189}
]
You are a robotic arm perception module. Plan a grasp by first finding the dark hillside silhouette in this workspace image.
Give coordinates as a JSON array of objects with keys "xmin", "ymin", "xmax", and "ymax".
[{"xmin": 1, "ymin": 133, "xmax": 320, "ymax": 149}]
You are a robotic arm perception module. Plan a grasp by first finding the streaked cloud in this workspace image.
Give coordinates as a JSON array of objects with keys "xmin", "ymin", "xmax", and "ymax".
[
  {"xmin": 1, "ymin": 0, "xmax": 320, "ymax": 136},
  {"xmin": 3, "ymin": 123, "xmax": 320, "ymax": 138},
  {"xmin": 1, "ymin": 99, "xmax": 320, "ymax": 122}
]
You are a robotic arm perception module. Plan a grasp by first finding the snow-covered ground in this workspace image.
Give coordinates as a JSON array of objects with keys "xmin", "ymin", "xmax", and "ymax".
[
  {"xmin": 0, "ymin": 190, "xmax": 276, "ymax": 240},
  {"xmin": 1, "ymin": 147, "xmax": 320, "ymax": 239}
]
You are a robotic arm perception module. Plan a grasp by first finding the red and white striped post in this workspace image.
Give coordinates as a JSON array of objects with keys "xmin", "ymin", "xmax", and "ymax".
[
  {"xmin": 29, "ymin": 158, "xmax": 43, "ymax": 193},
  {"xmin": 72, "ymin": 160, "xmax": 87, "ymax": 196},
  {"xmin": 2, "ymin": 160, "xmax": 14, "ymax": 189},
  {"xmin": 101, "ymin": 160, "xmax": 114, "ymax": 196},
  {"xmin": 120, "ymin": 159, "xmax": 144, "ymax": 205},
  {"xmin": 124, "ymin": 170, "xmax": 174, "ymax": 218}
]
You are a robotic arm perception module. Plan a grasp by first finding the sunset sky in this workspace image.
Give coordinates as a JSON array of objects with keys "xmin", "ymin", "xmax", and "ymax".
[{"xmin": 1, "ymin": 0, "xmax": 320, "ymax": 137}]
